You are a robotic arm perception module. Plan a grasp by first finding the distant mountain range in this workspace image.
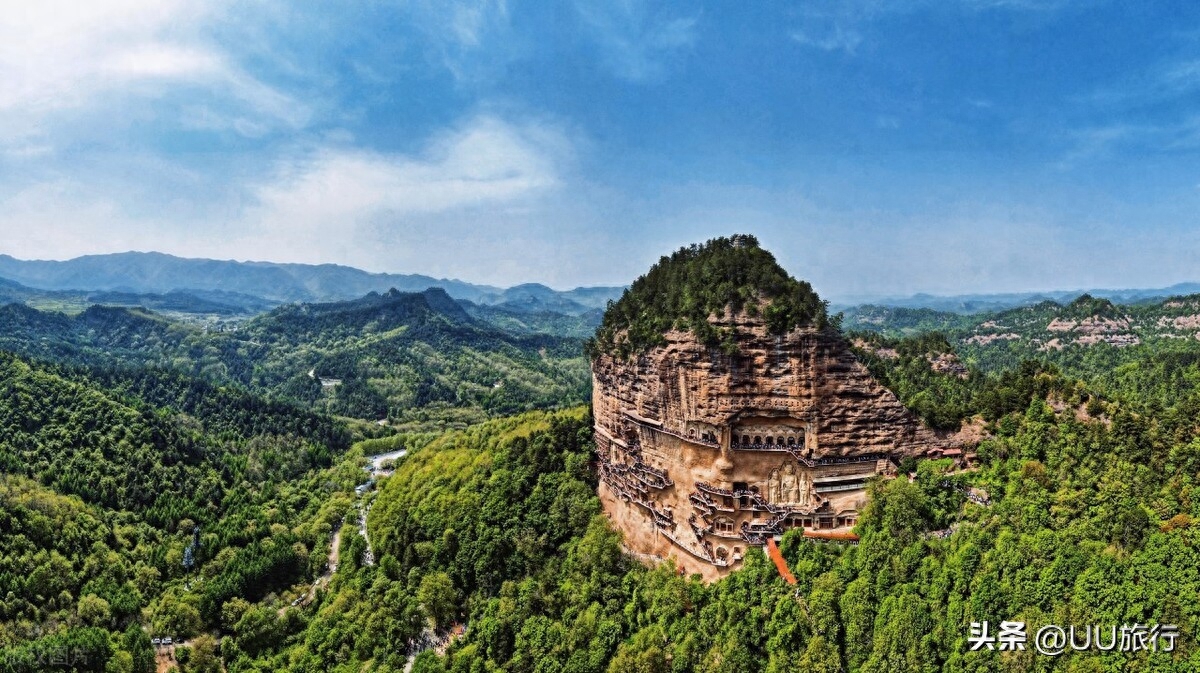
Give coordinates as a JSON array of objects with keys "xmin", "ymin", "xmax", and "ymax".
[
  {"xmin": 843, "ymin": 292, "xmax": 1200, "ymax": 387},
  {"xmin": 4, "ymin": 251, "xmax": 1198, "ymax": 320},
  {"xmin": 0, "ymin": 252, "xmax": 623, "ymax": 316},
  {"xmin": 0, "ymin": 285, "xmax": 592, "ymax": 427},
  {"xmin": 831, "ymin": 283, "xmax": 1200, "ymax": 315}
]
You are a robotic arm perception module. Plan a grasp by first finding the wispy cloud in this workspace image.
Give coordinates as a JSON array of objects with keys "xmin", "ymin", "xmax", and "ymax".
[
  {"xmin": 0, "ymin": 0, "xmax": 306, "ymax": 148},
  {"xmin": 1065, "ymin": 47, "xmax": 1200, "ymax": 164},
  {"xmin": 959, "ymin": 0, "xmax": 1075, "ymax": 10},
  {"xmin": 248, "ymin": 115, "xmax": 567, "ymax": 231},
  {"xmin": 790, "ymin": 26, "xmax": 863, "ymax": 54},
  {"xmin": 788, "ymin": 0, "xmax": 1076, "ymax": 55},
  {"xmin": 1085, "ymin": 56, "xmax": 1200, "ymax": 109},
  {"xmin": 573, "ymin": 0, "xmax": 698, "ymax": 82},
  {"xmin": 1062, "ymin": 115, "xmax": 1200, "ymax": 168},
  {"xmin": 404, "ymin": 0, "xmax": 523, "ymax": 83},
  {"xmin": 0, "ymin": 113, "xmax": 582, "ymax": 279},
  {"xmin": 1160, "ymin": 59, "xmax": 1200, "ymax": 96}
]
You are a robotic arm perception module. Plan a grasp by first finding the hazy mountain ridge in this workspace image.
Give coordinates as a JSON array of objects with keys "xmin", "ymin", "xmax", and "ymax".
[
  {"xmin": 0, "ymin": 286, "xmax": 591, "ymax": 429},
  {"xmin": 0, "ymin": 273, "xmax": 277, "ymax": 316},
  {"xmin": 461, "ymin": 301, "xmax": 603, "ymax": 339},
  {"xmin": 0, "ymin": 251, "xmax": 624, "ymax": 315},
  {"xmin": 843, "ymin": 293, "xmax": 1200, "ymax": 391},
  {"xmin": 848, "ymin": 292, "xmax": 1200, "ymax": 337},
  {"xmin": 833, "ymin": 282, "xmax": 1200, "ymax": 314}
]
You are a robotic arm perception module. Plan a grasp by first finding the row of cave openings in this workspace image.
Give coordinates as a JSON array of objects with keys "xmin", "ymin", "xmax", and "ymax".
[
  {"xmin": 685, "ymin": 429, "xmax": 804, "ymax": 448},
  {"xmin": 733, "ymin": 433, "xmax": 801, "ymax": 448}
]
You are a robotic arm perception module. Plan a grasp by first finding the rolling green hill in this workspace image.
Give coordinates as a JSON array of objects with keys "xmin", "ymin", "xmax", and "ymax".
[
  {"xmin": 238, "ymin": 288, "xmax": 591, "ymax": 426},
  {"xmin": 0, "ymin": 351, "xmax": 359, "ymax": 663},
  {"xmin": 590, "ymin": 234, "xmax": 830, "ymax": 357},
  {"xmin": 0, "ymin": 287, "xmax": 590, "ymax": 430}
]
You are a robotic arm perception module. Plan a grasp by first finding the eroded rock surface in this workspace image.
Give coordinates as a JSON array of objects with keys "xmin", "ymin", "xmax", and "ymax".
[{"xmin": 593, "ymin": 310, "xmax": 965, "ymax": 580}]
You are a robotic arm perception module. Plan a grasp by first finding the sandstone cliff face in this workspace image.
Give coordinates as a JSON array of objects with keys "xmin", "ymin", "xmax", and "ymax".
[{"xmin": 593, "ymin": 309, "xmax": 963, "ymax": 580}]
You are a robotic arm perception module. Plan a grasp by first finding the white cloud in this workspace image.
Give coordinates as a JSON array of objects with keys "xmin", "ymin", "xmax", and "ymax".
[
  {"xmin": 786, "ymin": 2, "xmax": 881, "ymax": 56},
  {"xmin": 246, "ymin": 115, "xmax": 567, "ymax": 237},
  {"xmin": 99, "ymin": 43, "xmax": 224, "ymax": 79},
  {"xmin": 0, "ymin": 114, "xmax": 568, "ymax": 252},
  {"xmin": 450, "ymin": 0, "xmax": 506, "ymax": 47},
  {"xmin": 0, "ymin": 0, "xmax": 307, "ymax": 147},
  {"xmin": 0, "ymin": 1, "xmax": 211, "ymax": 111},
  {"xmin": 788, "ymin": 0, "xmax": 1075, "ymax": 56},
  {"xmin": 0, "ymin": 113, "xmax": 606, "ymax": 286}
]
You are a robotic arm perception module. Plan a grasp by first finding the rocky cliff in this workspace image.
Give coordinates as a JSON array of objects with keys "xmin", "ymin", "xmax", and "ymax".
[
  {"xmin": 593, "ymin": 309, "xmax": 950, "ymax": 462},
  {"xmin": 590, "ymin": 236, "xmax": 968, "ymax": 580}
]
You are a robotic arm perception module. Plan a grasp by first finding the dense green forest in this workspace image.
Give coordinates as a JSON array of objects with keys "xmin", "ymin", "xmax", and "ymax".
[
  {"xmin": 0, "ymin": 351, "xmax": 364, "ymax": 671},
  {"xmin": 844, "ymin": 292, "xmax": 1200, "ymax": 420},
  {"xmin": 219, "ymin": 348, "xmax": 1200, "ymax": 672},
  {"xmin": 0, "ymin": 287, "xmax": 590, "ymax": 430},
  {"xmin": 11, "ymin": 356, "xmax": 1200, "ymax": 671},
  {"xmin": 589, "ymin": 235, "xmax": 831, "ymax": 357},
  {"xmin": 8, "ymin": 247, "xmax": 1200, "ymax": 671},
  {"xmin": 850, "ymin": 331, "xmax": 1071, "ymax": 431}
]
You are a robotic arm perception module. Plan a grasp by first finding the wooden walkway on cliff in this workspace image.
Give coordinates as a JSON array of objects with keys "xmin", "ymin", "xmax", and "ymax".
[
  {"xmin": 765, "ymin": 537, "xmax": 797, "ymax": 585},
  {"xmin": 766, "ymin": 530, "xmax": 861, "ymax": 585}
]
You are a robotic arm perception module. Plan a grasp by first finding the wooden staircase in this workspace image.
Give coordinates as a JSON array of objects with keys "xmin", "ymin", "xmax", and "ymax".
[{"xmin": 765, "ymin": 537, "xmax": 797, "ymax": 585}]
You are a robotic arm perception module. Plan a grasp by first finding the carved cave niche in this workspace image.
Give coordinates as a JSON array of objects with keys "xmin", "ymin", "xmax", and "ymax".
[
  {"xmin": 765, "ymin": 461, "xmax": 816, "ymax": 507},
  {"xmin": 714, "ymin": 516, "xmax": 735, "ymax": 535},
  {"xmin": 732, "ymin": 419, "xmax": 805, "ymax": 448},
  {"xmin": 685, "ymin": 420, "xmax": 719, "ymax": 445}
]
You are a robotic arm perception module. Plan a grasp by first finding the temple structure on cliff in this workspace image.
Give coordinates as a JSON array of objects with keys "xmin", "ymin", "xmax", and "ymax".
[{"xmin": 591, "ymin": 241, "xmax": 964, "ymax": 580}]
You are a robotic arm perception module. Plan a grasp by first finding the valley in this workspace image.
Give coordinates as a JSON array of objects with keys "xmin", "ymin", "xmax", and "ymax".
[
  {"xmin": 3, "ymin": 241, "xmax": 1200, "ymax": 671},
  {"xmin": 5, "ymin": 2, "xmax": 1194, "ymax": 669}
]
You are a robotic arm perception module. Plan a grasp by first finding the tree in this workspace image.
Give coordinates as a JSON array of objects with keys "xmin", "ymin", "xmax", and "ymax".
[
  {"xmin": 122, "ymin": 623, "xmax": 156, "ymax": 673},
  {"xmin": 186, "ymin": 634, "xmax": 221, "ymax": 673},
  {"xmin": 77, "ymin": 593, "xmax": 111, "ymax": 627},
  {"xmin": 418, "ymin": 571, "xmax": 459, "ymax": 630}
]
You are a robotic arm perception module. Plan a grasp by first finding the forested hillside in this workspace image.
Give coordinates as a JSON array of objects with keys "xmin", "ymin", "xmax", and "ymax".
[
  {"xmin": 0, "ymin": 351, "xmax": 363, "ymax": 671},
  {"xmin": 7, "ymin": 254, "xmax": 1200, "ymax": 671},
  {"xmin": 222, "ymin": 349, "xmax": 1200, "ymax": 672},
  {"xmin": 241, "ymin": 288, "xmax": 589, "ymax": 426},
  {"xmin": 845, "ymin": 292, "xmax": 1200, "ymax": 415},
  {"xmin": 0, "ymin": 283, "xmax": 591, "ymax": 670},
  {"xmin": 0, "ymin": 287, "xmax": 590, "ymax": 429},
  {"xmin": 6, "ymin": 300, "xmax": 1200, "ymax": 671},
  {"xmin": 589, "ymin": 235, "xmax": 830, "ymax": 357}
]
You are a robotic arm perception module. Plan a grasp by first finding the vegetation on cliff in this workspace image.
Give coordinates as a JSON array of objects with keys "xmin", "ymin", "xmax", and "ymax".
[
  {"xmin": 852, "ymin": 332, "xmax": 1066, "ymax": 430},
  {"xmin": 216, "ymin": 352, "xmax": 1200, "ymax": 672},
  {"xmin": 844, "ymin": 292, "xmax": 1200, "ymax": 418},
  {"xmin": 588, "ymin": 235, "xmax": 830, "ymax": 358},
  {"xmin": 8, "ymin": 276, "xmax": 1200, "ymax": 670},
  {"xmin": 11, "ymin": 247, "xmax": 1200, "ymax": 671}
]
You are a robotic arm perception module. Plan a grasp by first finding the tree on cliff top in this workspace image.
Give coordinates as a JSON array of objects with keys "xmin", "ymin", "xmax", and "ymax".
[{"xmin": 588, "ymin": 235, "xmax": 831, "ymax": 358}]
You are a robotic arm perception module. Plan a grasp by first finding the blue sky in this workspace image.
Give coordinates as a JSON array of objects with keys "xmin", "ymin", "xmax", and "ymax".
[{"xmin": 1, "ymin": 0, "xmax": 1198, "ymax": 300}]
